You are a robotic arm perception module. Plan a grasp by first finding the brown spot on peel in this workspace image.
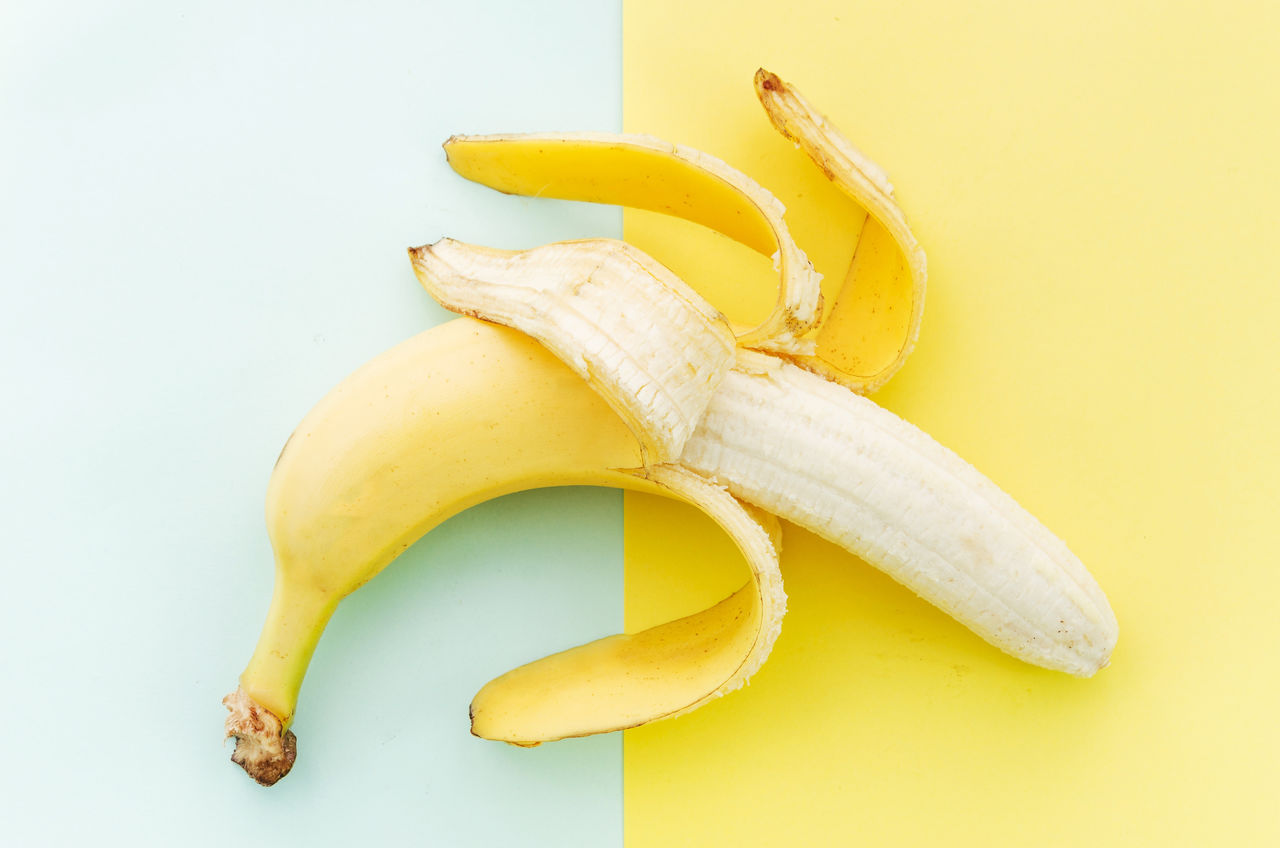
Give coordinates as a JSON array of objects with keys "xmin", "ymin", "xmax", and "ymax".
[{"xmin": 756, "ymin": 68, "xmax": 782, "ymax": 92}]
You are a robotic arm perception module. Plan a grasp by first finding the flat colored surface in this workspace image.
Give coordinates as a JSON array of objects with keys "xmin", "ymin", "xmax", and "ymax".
[
  {"xmin": 0, "ymin": 1, "xmax": 623, "ymax": 844},
  {"xmin": 4, "ymin": 1, "xmax": 1278, "ymax": 844},
  {"xmin": 622, "ymin": 1, "xmax": 1280, "ymax": 845}
]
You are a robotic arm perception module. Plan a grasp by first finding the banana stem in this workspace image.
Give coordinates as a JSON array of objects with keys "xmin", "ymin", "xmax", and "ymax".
[{"xmin": 224, "ymin": 570, "xmax": 337, "ymax": 785}]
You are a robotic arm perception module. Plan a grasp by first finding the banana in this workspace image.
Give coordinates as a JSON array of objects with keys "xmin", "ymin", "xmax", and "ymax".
[
  {"xmin": 224, "ymin": 254, "xmax": 783, "ymax": 784},
  {"xmin": 226, "ymin": 69, "xmax": 1117, "ymax": 785}
]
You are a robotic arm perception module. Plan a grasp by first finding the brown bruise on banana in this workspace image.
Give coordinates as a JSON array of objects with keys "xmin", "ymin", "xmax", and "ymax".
[{"xmin": 223, "ymin": 686, "xmax": 297, "ymax": 786}]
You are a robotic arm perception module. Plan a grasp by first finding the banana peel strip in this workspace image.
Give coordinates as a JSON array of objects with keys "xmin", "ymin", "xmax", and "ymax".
[
  {"xmin": 469, "ymin": 464, "xmax": 785, "ymax": 745},
  {"xmin": 442, "ymin": 131, "xmax": 824, "ymax": 354},
  {"xmin": 410, "ymin": 238, "xmax": 737, "ymax": 464},
  {"xmin": 754, "ymin": 69, "xmax": 928, "ymax": 393},
  {"xmin": 412, "ymin": 238, "xmax": 785, "ymax": 744}
]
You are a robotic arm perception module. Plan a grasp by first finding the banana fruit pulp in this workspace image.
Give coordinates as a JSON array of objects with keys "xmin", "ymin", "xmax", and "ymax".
[
  {"xmin": 225, "ymin": 70, "xmax": 1117, "ymax": 785},
  {"xmin": 683, "ymin": 351, "xmax": 1116, "ymax": 676}
]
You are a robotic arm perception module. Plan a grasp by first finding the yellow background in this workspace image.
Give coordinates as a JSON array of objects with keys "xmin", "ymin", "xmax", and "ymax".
[{"xmin": 622, "ymin": 1, "xmax": 1279, "ymax": 844}]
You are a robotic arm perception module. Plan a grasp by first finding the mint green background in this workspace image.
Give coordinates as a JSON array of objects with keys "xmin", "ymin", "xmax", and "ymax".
[{"xmin": 0, "ymin": 1, "xmax": 623, "ymax": 843}]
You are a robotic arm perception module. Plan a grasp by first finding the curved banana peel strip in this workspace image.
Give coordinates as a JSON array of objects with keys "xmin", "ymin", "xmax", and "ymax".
[
  {"xmin": 470, "ymin": 464, "xmax": 784, "ymax": 745},
  {"xmin": 444, "ymin": 72, "xmax": 928, "ymax": 393},
  {"xmin": 680, "ymin": 350, "xmax": 1118, "ymax": 676},
  {"xmin": 753, "ymin": 70, "xmax": 928, "ymax": 392},
  {"xmin": 410, "ymin": 238, "xmax": 784, "ymax": 744},
  {"xmin": 409, "ymin": 238, "xmax": 736, "ymax": 465},
  {"xmin": 442, "ymin": 132, "xmax": 823, "ymax": 354}
]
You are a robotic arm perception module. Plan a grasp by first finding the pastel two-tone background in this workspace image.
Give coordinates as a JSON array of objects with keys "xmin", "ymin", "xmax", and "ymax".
[{"xmin": 2, "ymin": 1, "xmax": 1276, "ymax": 844}]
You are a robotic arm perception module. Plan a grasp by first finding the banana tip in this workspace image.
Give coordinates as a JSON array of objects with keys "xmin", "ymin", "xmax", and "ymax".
[{"xmin": 754, "ymin": 68, "xmax": 782, "ymax": 92}]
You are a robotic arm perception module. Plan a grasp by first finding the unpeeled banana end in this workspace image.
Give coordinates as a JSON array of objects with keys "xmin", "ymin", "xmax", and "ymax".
[{"xmin": 223, "ymin": 687, "xmax": 297, "ymax": 786}]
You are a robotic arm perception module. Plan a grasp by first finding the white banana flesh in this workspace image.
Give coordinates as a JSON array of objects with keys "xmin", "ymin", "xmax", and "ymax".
[
  {"xmin": 680, "ymin": 350, "xmax": 1118, "ymax": 676},
  {"xmin": 410, "ymin": 238, "xmax": 737, "ymax": 464}
]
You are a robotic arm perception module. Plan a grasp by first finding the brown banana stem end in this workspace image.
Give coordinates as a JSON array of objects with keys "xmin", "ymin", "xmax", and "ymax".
[{"xmin": 223, "ymin": 686, "xmax": 297, "ymax": 786}]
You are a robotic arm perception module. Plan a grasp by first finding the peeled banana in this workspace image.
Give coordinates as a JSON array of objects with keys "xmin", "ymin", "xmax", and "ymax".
[{"xmin": 225, "ymin": 69, "xmax": 1116, "ymax": 786}]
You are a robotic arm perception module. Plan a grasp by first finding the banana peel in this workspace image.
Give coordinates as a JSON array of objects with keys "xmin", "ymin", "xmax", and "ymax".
[
  {"xmin": 470, "ymin": 465, "xmax": 785, "ymax": 745},
  {"xmin": 444, "ymin": 69, "xmax": 927, "ymax": 393},
  {"xmin": 410, "ymin": 237, "xmax": 737, "ymax": 465}
]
